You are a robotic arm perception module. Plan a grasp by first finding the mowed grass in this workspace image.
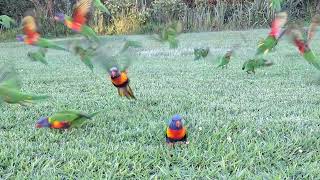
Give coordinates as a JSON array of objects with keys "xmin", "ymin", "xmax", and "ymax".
[{"xmin": 0, "ymin": 29, "xmax": 320, "ymax": 179}]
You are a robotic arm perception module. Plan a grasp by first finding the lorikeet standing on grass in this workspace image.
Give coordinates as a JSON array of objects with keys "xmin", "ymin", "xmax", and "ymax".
[
  {"xmin": 54, "ymin": 0, "xmax": 99, "ymax": 43},
  {"xmin": 194, "ymin": 47, "xmax": 209, "ymax": 60},
  {"xmin": 165, "ymin": 114, "xmax": 188, "ymax": 146},
  {"xmin": 152, "ymin": 21, "xmax": 183, "ymax": 49},
  {"xmin": 286, "ymin": 15, "xmax": 320, "ymax": 70},
  {"xmin": 0, "ymin": 65, "xmax": 49, "ymax": 105},
  {"xmin": 16, "ymin": 15, "xmax": 66, "ymax": 51},
  {"xmin": 256, "ymin": 12, "xmax": 288, "ymax": 56},
  {"xmin": 27, "ymin": 48, "xmax": 48, "ymax": 65},
  {"xmin": 242, "ymin": 58, "xmax": 273, "ymax": 74},
  {"xmin": 35, "ymin": 110, "xmax": 99, "ymax": 129},
  {"xmin": 217, "ymin": 49, "xmax": 234, "ymax": 68}
]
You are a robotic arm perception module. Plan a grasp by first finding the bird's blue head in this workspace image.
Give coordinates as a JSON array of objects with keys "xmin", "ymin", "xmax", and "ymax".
[
  {"xmin": 16, "ymin": 35, "xmax": 25, "ymax": 42},
  {"xmin": 109, "ymin": 66, "xmax": 120, "ymax": 78},
  {"xmin": 169, "ymin": 114, "xmax": 183, "ymax": 130},
  {"xmin": 35, "ymin": 117, "xmax": 50, "ymax": 128},
  {"xmin": 54, "ymin": 13, "xmax": 65, "ymax": 22}
]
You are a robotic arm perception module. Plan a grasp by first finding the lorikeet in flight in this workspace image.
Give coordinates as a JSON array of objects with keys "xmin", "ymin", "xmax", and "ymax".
[
  {"xmin": 36, "ymin": 110, "xmax": 100, "ymax": 129},
  {"xmin": 0, "ymin": 15, "xmax": 16, "ymax": 29},
  {"xmin": 152, "ymin": 21, "xmax": 183, "ymax": 49},
  {"xmin": 109, "ymin": 66, "xmax": 135, "ymax": 99},
  {"xmin": 0, "ymin": 65, "xmax": 49, "ymax": 105},
  {"xmin": 286, "ymin": 18, "xmax": 320, "ymax": 70},
  {"xmin": 54, "ymin": 0, "xmax": 99, "ymax": 43},
  {"xmin": 165, "ymin": 114, "xmax": 188, "ymax": 146},
  {"xmin": 256, "ymin": 12, "xmax": 288, "ymax": 56},
  {"xmin": 27, "ymin": 48, "xmax": 48, "ymax": 65},
  {"xmin": 93, "ymin": 40, "xmax": 139, "ymax": 99},
  {"xmin": 242, "ymin": 58, "xmax": 273, "ymax": 74},
  {"xmin": 194, "ymin": 47, "xmax": 210, "ymax": 60},
  {"xmin": 16, "ymin": 15, "xmax": 66, "ymax": 51}
]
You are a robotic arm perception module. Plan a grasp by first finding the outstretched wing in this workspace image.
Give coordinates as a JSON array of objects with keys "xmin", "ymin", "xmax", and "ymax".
[
  {"xmin": 307, "ymin": 14, "xmax": 320, "ymax": 45},
  {"xmin": 72, "ymin": 0, "xmax": 92, "ymax": 25},
  {"xmin": 0, "ymin": 64, "xmax": 21, "ymax": 90},
  {"xmin": 269, "ymin": 12, "xmax": 288, "ymax": 38},
  {"xmin": 0, "ymin": 15, "xmax": 16, "ymax": 28}
]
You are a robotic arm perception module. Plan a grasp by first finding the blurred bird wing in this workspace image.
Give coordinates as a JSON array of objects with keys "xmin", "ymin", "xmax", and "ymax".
[
  {"xmin": 120, "ymin": 40, "xmax": 142, "ymax": 53},
  {"xmin": 269, "ymin": 12, "xmax": 288, "ymax": 37},
  {"xmin": 0, "ymin": 15, "xmax": 16, "ymax": 28},
  {"xmin": 93, "ymin": 42, "xmax": 135, "ymax": 72},
  {"xmin": 0, "ymin": 65, "xmax": 21, "ymax": 90},
  {"xmin": 22, "ymin": 16, "xmax": 38, "ymax": 37},
  {"xmin": 307, "ymin": 14, "xmax": 320, "ymax": 44},
  {"xmin": 72, "ymin": 0, "xmax": 92, "ymax": 25},
  {"xmin": 270, "ymin": 0, "xmax": 283, "ymax": 11},
  {"xmin": 93, "ymin": 0, "xmax": 111, "ymax": 15}
]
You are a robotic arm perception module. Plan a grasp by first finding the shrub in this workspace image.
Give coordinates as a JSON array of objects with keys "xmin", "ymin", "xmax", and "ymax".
[{"xmin": 151, "ymin": 0, "xmax": 187, "ymax": 23}]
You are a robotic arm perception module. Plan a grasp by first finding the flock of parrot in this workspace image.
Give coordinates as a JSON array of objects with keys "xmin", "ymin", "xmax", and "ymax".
[{"xmin": 1, "ymin": 0, "xmax": 320, "ymax": 146}]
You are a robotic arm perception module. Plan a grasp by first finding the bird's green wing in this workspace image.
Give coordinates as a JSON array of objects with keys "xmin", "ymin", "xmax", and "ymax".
[
  {"xmin": 50, "ymin": 111, "xmax": 84, "ymax": 122},
  {"xmin": 0, "ymin": 15, "xmax": 16, "ymax": 29},
  {"xmin": 120, "ymin": 40, "xmax": 142, "ymax": 53},
  {"xmin": 37, "ymin": 38, "xmax": 67, "ymax": 51},
  {"xmin": 270, "ymin": 0, "xmax": 283, "ymax": 12},
  {"xmin": 0, "ymin": 65, "xmax": 21, "ymax": 90},
  {"xmin": 93, "ymin": 0, "xmax": 111, "ymax": 15}
]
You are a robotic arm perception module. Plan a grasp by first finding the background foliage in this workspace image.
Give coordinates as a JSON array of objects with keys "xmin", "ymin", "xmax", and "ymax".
[{"xmin": 0, "ymin": 0, "xmax": 320, "ymax": 38}]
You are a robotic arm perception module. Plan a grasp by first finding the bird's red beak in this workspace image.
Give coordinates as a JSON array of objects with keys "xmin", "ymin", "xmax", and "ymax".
[
  {"xmin": 35, "ymin": 124, "xmax": 41, "ymax": 128},
  {"xmin": 111, "ymin": 71, "xmax": 116, "ymax": 78},
  {"xmin": 176, "ymin": 121, "xmax": 182, "ymax": 128}
]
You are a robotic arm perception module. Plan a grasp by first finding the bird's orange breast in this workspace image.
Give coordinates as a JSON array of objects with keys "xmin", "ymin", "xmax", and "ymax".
[
  {"xmin": 111, "ymin": 72, "xmax": 129, "ymax": 87},
  {"xmin": 51, "ymin": 121, "xmax": 70, "ymax": 129},
  {"xmin": 166, "ymin": 127, "xmax": 186, "ymax": 140}
]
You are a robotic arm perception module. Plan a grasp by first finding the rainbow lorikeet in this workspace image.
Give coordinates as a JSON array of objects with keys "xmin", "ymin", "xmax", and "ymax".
[
  {"xmin": 109, "ymin": 67, "xmax": 135, "ymax": 99},
  {"xmin": 152, "ymin": 21, "xmax": 183, "ymax": 49},
  {"xmin": 242, "ymin": 58, "xmax": 273, "ymax": 74},
  {"xmin": 36, "ymin": 110, "xmax": 100, "ymax": 129},
  {"xmin": 93, "ymin": 40, "xmax": 139, "ymax": 99},
  {"xmin": 27, "ymin": 48, "xmax": 48, "ymax": 65},
  {"xmin": 0, "ymin": 65, "xmax": 49, "ymax": 105},
  {"xmin": 194, "ymin": 47, "xmax": 209, "ymax": 60},
  {"xmin": 165, "ymin": 114, "xmax": 188, "ymax": 145},
  {"xmin": 256, "ymin": 12, "xmax": 287, "ymax": 56},
  {"xmin": 217, "ymin": 49, "xmax": 234, "ymax": 68},
  {"xmin": 54, "ymin": 0, "xmax": 99, "ymax": 43},
  {"xmin": 16, "ymin": 16, "xmax": 66, "ymax": 51},
  {"xmin": 286, "ymin": 17, "xmax": 320, "ymax": 70}
]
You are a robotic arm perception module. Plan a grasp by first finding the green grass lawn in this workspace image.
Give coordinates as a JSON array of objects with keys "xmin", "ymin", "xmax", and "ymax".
[{"xmin": 0, "ymin": 29, "xmax": 320, "ymax": 178}]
